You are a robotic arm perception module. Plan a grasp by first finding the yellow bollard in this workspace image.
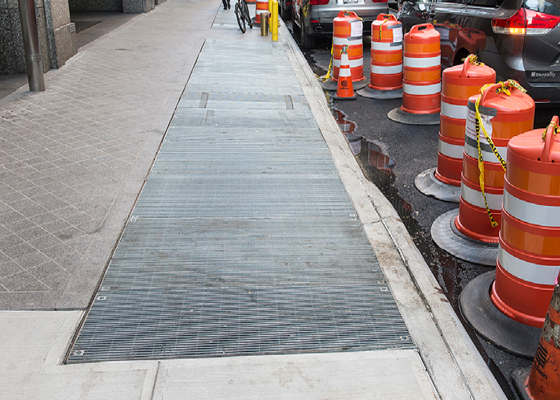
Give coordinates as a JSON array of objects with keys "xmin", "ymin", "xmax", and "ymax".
[
  {"xmin": 268, "ymin": 0, "xmax": 272, "ymax": 32},
  {"xmin": 271, "ymin": 0, "xmax": 278, "ymax": 41}
]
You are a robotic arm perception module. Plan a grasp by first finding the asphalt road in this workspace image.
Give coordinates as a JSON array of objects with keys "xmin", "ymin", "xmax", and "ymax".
[{"xmin": 280, "ymin": 14, "xmax": 560, "ymax": 400}]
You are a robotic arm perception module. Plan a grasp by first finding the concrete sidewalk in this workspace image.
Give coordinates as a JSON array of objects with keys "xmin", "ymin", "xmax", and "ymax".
[{"xmin": 1, "ymin": 1, "xmax": 504, "ymax": 398}]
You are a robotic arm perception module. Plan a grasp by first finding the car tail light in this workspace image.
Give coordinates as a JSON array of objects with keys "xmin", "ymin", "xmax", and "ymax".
[
  {"xmin": 310, "ymin": 0, "xmax": 329, "ymax": 4},
  {"xmin": 525, "ymin": 9, "xmax": 560, "ymax": 34},
  {"xmin": 492, "ymin": 8, "xmax": 527, "ymax": 34},
  {"xmin": 492, "ymin": 7, "xmax": 560, "ymax": 35}
]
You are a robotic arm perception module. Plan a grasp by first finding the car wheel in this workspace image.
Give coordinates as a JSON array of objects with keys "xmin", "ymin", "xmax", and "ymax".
[{"xmin": 300, "ymin": 20, "xmax": 315, "ymax": 50}]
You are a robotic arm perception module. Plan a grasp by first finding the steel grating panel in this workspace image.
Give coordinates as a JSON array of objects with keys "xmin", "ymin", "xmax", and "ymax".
[{"xmin": 67, "ymin": 39, "xmax": 413, "ymax": 364}]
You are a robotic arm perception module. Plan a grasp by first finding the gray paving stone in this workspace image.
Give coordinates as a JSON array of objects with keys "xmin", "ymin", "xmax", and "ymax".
[
  {"xmin": 29, "ymin": 212, "xmax": 60, "ymax": 225},
  {"xmin": 0, "ymin": 260, "xmax": 23, "ymax": 279},
  {"xmin": 14, "ymin": 226, "xmax": 50, "ymax": 242},
  {"xmin": 28, "ymin": 261, "xmax": 67, "ymax": 281},
  {"xmin": 0, "ymin": 271, "xmax": 42, "ymax": 291},
  {"xmin": 2, "ymin": 242, "xmax": 37, "ymax": 259},
  {"xmin": 4, "ymin": 217, "xmax": 38, "ymax": 232},
  {"xmin": 0, "ymin": 0, "xmax": 222, "ymax": 309},
  {"xmin": 0, "ymin": 234, "xmax": 24, "ymax": 249},
  {"xmin": 28, "ymin": 235, "xmax": 64, "ymax": 253},
  {"xmin": 13, "ymin": 250, "xmax": 51, "ymax": 269}
]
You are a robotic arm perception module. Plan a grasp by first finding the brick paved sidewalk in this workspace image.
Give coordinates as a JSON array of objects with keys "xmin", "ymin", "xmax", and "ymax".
[{"xmin": 0, "ymin": 0, "xmax": 218, "ymax": 309}]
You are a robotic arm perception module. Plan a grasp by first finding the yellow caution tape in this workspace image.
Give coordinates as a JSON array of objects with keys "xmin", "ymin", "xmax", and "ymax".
[
  {"xmin": 474, "ymin": 80, "xmax": 526, "ymax": 227},
  {"xmin": 379, "ymin": 16, "xmax": 390, "ymax": 40},
  {"xmin": 543, "ymin": 120, "xmax": 559, "ymax": 141},
  {"xmin": 465, "ymin": 54, "xmax": 484, "ymax": 66},
  {"xmin": 316, "ymin": 38, "xmax": 334, "ymax": 82}
]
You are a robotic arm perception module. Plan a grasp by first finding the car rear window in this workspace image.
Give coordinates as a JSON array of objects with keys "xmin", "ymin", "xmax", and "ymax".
[{"xmin": 524, "ymin": 0, "xmax": 560, "ymax": 16}]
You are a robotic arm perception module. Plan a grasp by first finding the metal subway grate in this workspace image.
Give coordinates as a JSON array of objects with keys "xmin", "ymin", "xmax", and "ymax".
[{"xmin": 67, "ymin": 39, "xmax": 414, "ymax": 364}]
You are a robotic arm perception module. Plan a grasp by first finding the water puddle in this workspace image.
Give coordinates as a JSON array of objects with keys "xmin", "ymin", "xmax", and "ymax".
[{"xmin": 330, "ymin": 106, "xmax": 474, "ymax": 307}]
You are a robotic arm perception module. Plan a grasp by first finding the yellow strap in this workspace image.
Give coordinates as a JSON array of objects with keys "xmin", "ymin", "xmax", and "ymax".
[
  {"xmin": 316, "ymin": 37, "xmax": 334, "ymax": 82},
  {"xmin": 474, "ymin": 95, "xmax": 499, "ymax": 228},
  {"xmin": 543, "ymin": 121, "xmax": 559, "ymax": 141},
  {"xmin": 379, "ymin": 16, "xmax": 390, "ymax": 40},
  {"xmin": 466, "ymin": 54, "xmax": 484, "ymax": 66}
]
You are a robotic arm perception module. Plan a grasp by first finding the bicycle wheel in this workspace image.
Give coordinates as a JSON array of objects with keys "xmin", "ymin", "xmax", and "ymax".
[
  {"xmin": 235, "ymin": 2, "xmax": 246, "ymax": 33},
  {"xmin": 242, "ymin": 0, "xmax": 252, "ymax": 29}
]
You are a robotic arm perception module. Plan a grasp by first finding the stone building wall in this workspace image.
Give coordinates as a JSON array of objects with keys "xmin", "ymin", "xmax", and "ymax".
[
  {"xmin": 0, "ymin": 0, "xmax": 76, "ymax": 74},
  {"xmin": 68, "ymin": 0, "xmax": 122, "ymax": 12},
  {"xmin": 1, "ymin": 0, "xmax": 154, "ymax": 75},
  {"xmin": 0, "ymin": 0, "xmax": 50, "ymax": 74}
]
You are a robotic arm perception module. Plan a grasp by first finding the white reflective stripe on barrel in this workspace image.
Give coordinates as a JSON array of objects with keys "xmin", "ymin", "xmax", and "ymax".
[
  {"xmin": 499, "ymin": 246, "xmax": 560, "ymax": 285},
  {"xmin": 503, "ymin": 190, "xmax": 560, "ymax": 228},
  {"xmin": 333, "ymin": 36, "xmax": 363, "ymax": 46},
  {"xmin": 461, "ymin": 183, "xmax": 503, "ymax": 210},
  {"xmin": 339, "ymin": 67, "xmax": 352, "ymax": 77},
  {"xmin": 438, "ymin": 139, "xmax": 463, "ymax": 159},
  {"xmin": 370, "ymin": 64, "xmax": 403, "ymax": 74},
  {"xmin": 403, "ymin": 55, "xmax": 441, "ymax": 68},
  {"xmin": 371, "ymin": 41, "xmax": 402, "ymax": 51},
  {"xmin": 334, "ymin": 58, "xmax": 364, "ymax": 68},
  {"xmin": 441, "ymin": 101, "xmax": 467, "ymax": 120},
  {"xmin": 403, "ymin": 82, "xmax": 441, "ymax": 95}
]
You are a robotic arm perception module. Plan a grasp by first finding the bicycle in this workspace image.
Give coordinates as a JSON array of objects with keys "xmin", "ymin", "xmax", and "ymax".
[{"xmin": 235, "ymin": 0, "xmax": 252, "ymax": 33}]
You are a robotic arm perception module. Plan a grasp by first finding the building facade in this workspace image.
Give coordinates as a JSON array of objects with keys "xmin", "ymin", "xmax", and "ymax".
[{"xmin": 1, "ymin": 0, "xmax": 156, "ymax": 75}]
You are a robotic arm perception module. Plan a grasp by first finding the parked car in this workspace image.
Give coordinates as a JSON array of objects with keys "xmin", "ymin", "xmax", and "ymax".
[
  {"xmin": 397, "ymin": 0, "xmax": 560, "ymax": 104},
  {"xmin": 280, "ymin": 0, "xmax": 293, "ymax": 19},
  {"xmin": 291, "ymin": 0, "xmax": 389, "ymax": 49}
]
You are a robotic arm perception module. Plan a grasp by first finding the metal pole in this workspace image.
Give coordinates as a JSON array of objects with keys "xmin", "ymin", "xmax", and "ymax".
[
  {"xmin": 18, "ymin": 0, "xmax": 46, "ymax": 92},
  {"xmin": 260, "ymin": 13, "xmax": 268, "ymax": 36}
]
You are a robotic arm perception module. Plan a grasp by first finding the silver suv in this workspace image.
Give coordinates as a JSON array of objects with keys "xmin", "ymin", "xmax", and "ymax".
[{"xmin": 291, "ymin": 0, "xmax": 389, "ymax": 49}]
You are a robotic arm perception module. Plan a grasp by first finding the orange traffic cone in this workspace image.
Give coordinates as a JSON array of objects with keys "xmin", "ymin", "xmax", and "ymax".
[
  {"xmin": 334, "ymin": 46, "xmax": 357, "ymax": 101},
  {"xmin": 514, "ymin": 272, "xmax": 560, "ymax": 400}
]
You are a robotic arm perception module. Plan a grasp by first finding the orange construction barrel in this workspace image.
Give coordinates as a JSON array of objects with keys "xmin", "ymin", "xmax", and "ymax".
[
  {"xmin": 436, "ymin": 55, "xmax": 496, "ymax": 186},
  {"xmin": 525, "ymin": 275, "xmax": 560, "ymax": 399},
  {"xmin": 455, "ymin": 80, "xmax": 535, "ymax": 243},
  {"xmin": 402, "ymin": 24, "xmax": 441, "ymax": 114},
  {"xmin": 255, "ymin": 0, "xmax": 268, "ymax": 24},
  {"xmin": 491, "ymin": 116, "xmax": 560, "ymax": 328},
  {"xmin": 369, "ymin": 14, "xmax": 403, "ymax": 91},
  {"xmin": 332, "ymin": 11, "xmax": 365, "ymax": 83}
]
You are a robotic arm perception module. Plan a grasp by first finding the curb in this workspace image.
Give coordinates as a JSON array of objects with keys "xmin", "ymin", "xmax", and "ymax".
[{"xmin": 278, "ymin": 18, "xmax": 506, "ymax": 400}]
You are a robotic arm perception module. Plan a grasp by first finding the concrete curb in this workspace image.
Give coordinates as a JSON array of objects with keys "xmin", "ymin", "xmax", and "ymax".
[{"xmin": 278, "ymin": 18, "xmax": 506, "ymax": 400}]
